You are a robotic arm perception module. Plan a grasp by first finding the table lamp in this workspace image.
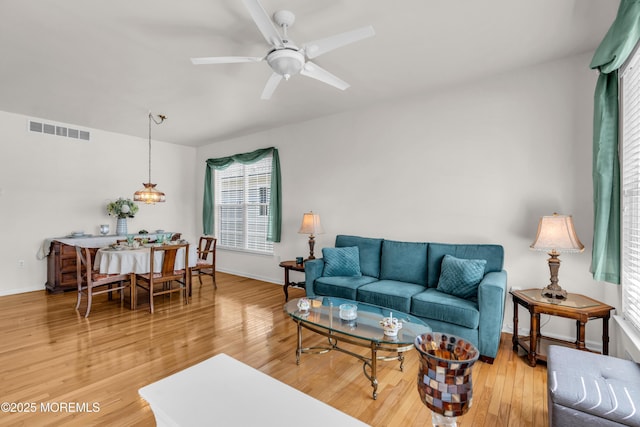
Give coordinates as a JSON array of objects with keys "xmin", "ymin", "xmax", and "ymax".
[
  {"xmin": 530, "ymin": 213, "xmax": 584, "ymax": 299},
  {"xmin": 298, "ymin": 211, "xmax": 323, "ymax": 259}
]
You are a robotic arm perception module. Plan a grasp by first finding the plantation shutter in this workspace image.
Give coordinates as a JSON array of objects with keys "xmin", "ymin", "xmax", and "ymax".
[
  {"xmin": 245, "ymin": 156, "xmax": 272, "ymax": 252},
  {"xmin": 621, "ymin": 43, "xmax": 640, "ymax": 332},
  {"xmin": 215, "ymin": 155, "xmax": 274, "ymax": 253}
]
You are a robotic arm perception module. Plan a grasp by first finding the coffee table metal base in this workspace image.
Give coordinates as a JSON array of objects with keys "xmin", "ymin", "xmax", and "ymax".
[{"xmin": 295, "ymin": 319, "xmax": 412, "ymax": 400}]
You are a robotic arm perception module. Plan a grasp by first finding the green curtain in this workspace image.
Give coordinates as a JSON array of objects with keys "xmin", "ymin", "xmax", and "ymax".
[
  {"xmin": 203, "ymin": 147, "xmax": 281, "ymax": 242},
  {"xmin": 590, "ymin": 0, "xmax": 640, "ymax": 284}
]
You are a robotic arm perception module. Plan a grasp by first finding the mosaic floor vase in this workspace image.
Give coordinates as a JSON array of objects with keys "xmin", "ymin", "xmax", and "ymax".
[{"xmin": 414, "ymin": 332, "xmax": 480, "ymax": 426}]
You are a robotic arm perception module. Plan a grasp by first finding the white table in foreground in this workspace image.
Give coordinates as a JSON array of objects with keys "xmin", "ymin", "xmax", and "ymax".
[{"xmin": 139, "ymin": 353, "xmax": 369, "ymax": 427}]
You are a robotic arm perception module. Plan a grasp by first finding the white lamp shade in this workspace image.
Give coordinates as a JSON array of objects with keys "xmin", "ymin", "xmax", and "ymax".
[
  {"xmin": 298, "ymin": 212, "xmax": 324, "ymax": 235},
  {"xmin": 530, "ymin": 213, "xmax": 584, "ymax": 253}
]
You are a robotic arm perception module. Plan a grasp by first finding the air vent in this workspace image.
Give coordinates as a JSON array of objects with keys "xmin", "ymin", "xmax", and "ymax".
[
  {"xmin": 28, "ymin": 119, "xmax": 91, "ymax": 141},
  {"xmin": 29, "ymin": 121, "xmax": 42, "ymax": 132}
]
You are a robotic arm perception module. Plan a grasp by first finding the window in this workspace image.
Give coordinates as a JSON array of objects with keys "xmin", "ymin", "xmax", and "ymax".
[
  {"xmin": 214, "ymin": 154, "xmax": 273, "ymax": 254},
  {"xmin": 621, "ymin": 44, "xmax": 640, "ymax": 333}
]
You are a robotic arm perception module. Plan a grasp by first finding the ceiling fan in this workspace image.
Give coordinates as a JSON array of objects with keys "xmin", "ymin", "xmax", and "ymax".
[{"xmin": 191, "ymin": 0, "xmax": 375, "ymax": 100}]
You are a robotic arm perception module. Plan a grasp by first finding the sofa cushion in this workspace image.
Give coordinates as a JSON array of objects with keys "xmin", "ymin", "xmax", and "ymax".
[
  {"xmin": 437, "ymin": 255, "xmax": 487, "ymax": 299},
  {"xmin": 356, "ymin": 280, "xmax": 426, "ymax": 313},
  {"xmin": 335, "ymin": 235, "xmax": 383, "ymax": 278},
  {"xmin": 427, "ymin": 243, "xmax": 504, "ymax": 287},
  {"xmin": 314, "ymin": 276, "xmax": 378, "ymax": 300},
  {"xmin": 322, "ymin": 246, "xmax": 362, "ymax": 277},
  {"xmin": 379, "ymin": 240, "xmax": 428, "ymax": 286},
  {"xmin": 411, "ymin": 288, "xmax": 480, "ymax": 329}
]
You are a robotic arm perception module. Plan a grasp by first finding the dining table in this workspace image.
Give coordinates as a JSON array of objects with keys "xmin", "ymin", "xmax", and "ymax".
[{"xmin": 94, "ymin": 243, "xmax": 198, "ymax": 310}]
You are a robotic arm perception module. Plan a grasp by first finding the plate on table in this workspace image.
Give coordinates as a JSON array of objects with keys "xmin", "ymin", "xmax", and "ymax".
[{"xmin": 68, "ymin": 233, "xmax": 89, "ymax": 238}]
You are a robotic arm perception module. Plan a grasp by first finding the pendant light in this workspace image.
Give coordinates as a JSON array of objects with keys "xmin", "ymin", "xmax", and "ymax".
[{"xmin": 134, "ymin": 112, "xmax": 167, "ymax": 204}]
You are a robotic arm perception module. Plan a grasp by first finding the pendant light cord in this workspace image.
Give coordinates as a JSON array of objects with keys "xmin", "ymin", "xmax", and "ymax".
[{"xmin": 148, "ymin": 112, "xmax": 167, "ymax": 183}]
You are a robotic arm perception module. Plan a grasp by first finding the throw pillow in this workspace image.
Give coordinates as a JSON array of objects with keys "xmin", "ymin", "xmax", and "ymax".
[
  {"xmin": 322, "ymin": 246, "xmax": 362, "ymax": 277},
  {"xmin": 437, "ymin": 254, "xmax": 487, "ymax": 299}
]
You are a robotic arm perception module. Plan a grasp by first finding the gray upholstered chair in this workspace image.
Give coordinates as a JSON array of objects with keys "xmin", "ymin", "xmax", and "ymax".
[{"xmin": 547, "ymin": 345, "xmax": 640, "ymax": 426}]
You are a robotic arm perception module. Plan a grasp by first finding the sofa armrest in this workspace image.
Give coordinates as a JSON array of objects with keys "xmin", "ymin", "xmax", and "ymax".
[
  {"xmin": 477, "ymin": 270, "xmax": 508, "ymax": 360},
  {"xmin": 304, "ymin": 259, "xmax": 324, "ymax": 298}
]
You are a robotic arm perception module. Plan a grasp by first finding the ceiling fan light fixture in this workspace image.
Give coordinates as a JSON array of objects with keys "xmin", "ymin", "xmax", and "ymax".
[
  {"xmin": 267, "ymin": 49, "xmax": 304, "ymax": 79},
  {"xmin": 190, "ymin": 0, "xmax": 375, "ymax": 99}
]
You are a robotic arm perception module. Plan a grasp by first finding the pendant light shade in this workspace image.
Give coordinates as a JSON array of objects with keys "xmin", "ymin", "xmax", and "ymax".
[
  {"xmin": 134, "ymin": 112, "xmax": 166, "ymax": 204},
  {"xmin": 134, "ymin": 183, "xmax": 166, "ymax": 203}
]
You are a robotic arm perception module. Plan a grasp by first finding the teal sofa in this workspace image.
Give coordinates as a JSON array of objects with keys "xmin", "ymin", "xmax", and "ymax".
[{"xmin": 304, "ymin": 235, "xmax": 507, "ymax": 363}]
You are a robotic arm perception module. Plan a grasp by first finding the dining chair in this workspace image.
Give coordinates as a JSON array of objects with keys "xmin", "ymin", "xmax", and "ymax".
[
  {"xmin": 75, "ymin": 246, "xmax": 131, "ymax": 318},
  {"xmin": 191, "ymin": 236, "xmax": 217, "ymax": 293},
  {"xmin": 135, "ymin": 243, "xmax": 189, "ymax": 314}
]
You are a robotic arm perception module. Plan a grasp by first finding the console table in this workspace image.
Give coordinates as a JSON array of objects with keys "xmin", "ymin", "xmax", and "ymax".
[{"xmin": 510, "ymin": 288, "xmax": 614, "ymax": 367}]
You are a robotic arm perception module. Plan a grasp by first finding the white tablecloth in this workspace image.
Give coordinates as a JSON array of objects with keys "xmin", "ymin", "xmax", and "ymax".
[
  {"xmin": 38, "ymin": 233, "xmax": 178, "ymax": 259},
  {"xmin": 95, "ymin": 245, "xmax": 197, "ymax": 274}
]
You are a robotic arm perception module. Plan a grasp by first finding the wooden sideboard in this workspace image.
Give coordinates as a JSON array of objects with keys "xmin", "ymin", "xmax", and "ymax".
[
  {"xmin": 45, "ymin": 233, "xmax": 180, "ymax": 293},
  {"xmin": 46, "ymin": 241, "xmax": 96, "ymax": 293}
]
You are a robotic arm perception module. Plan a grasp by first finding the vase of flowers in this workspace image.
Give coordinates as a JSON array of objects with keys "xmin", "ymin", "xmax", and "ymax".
[{"xmin": 107, "ymin": 198, "xmax": 139, "ymax": 235}]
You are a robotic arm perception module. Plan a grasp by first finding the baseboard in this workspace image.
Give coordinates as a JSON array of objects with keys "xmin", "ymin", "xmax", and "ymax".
[
  {"xmin": 0, "ymin": 285, "xmax": 45, "ymax": 297},
  {"xmin": 614, "ymin": 315, "xmax": 640, "ymax": 362},
  {"xmin": 501, "ymin": 323, "xmax": 604, "ymax": 353},
  {"xmin": 215, "ymin": 268, "xmax": 282, "ymax": 286}
]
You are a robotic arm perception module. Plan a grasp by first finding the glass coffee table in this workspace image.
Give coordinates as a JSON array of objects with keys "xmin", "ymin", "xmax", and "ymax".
[{"xmin": 284, "ymin": 296, "xmax": 431, "ymax": 400}]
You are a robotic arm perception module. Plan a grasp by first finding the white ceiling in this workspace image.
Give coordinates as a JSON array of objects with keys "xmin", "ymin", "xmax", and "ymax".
[{"xmin": 0, "ymin": 1, "xmax": 618, "ymax": 147}]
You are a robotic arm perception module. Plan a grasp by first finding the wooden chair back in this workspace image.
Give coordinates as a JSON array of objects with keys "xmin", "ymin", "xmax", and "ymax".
[
  {"xmin": 148, "ymin": 243, "xmax": 189, "ymax": 277},
  {"xmin": 75, "ymin": 246, "xmax": 130, "ymax": 317},
  {"xmin": 137, "ymin": 243, "xmax": 190, "ymax": 313},
  {"xmin": 192, "ymin": 236, "xmax": 217, "ymax": 290},
  {"xmin": 198, "ymin": 236, "xmax": 217, "ymax": 262}
]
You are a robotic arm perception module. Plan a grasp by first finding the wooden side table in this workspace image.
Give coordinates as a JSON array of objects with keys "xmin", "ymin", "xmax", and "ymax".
[
  {"xmin": 510, "ymin": 288, "xmax": 614, "ymax": 367},
  {"xmin": 279, "ymin": 260, "xmax": 306, "ymax": 301}
]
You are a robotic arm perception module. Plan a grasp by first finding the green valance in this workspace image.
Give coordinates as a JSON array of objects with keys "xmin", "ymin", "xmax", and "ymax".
[
  {"xmin": 203, "ymin": 147, "xmax": 281, "ymax": 242},
  {"xmin": 589, "ymin": 0, "xmax": 640, "ymax": 284}
]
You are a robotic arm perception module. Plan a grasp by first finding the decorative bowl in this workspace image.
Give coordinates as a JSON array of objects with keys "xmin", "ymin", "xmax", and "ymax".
[
  {"xmin": 380, "ymin": 315, "xmax": 402, "ymax": 336},
  {"xmin": 339, "ymin": 303, "xmax": 358, "ymax": 320},
  {"xmin": 297, "ymin": 298, "xmax": 311, "ymax": 312}
]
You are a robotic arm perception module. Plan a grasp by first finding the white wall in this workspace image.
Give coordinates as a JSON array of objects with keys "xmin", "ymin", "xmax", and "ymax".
[
  {"xmin": 196, "ymin": 52, "xmax": 621, "ymax": 350},
  {"xmin": 0, "ymin": 110, "xmax": 198, "ymax": 295},
  {"xmin": 0, "ymin": 50, "xmax": 621, "ymax": 352}
]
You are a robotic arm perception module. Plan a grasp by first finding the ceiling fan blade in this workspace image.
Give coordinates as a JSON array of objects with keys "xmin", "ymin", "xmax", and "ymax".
[
  {"xmin": 300, "ymin": 62, "xmax": 350, "ymax": 91},
  {"xmin": 191, "ymin": 56, "xmax": 263, "ymax": 65},
  {"xmin": 261, "ymin": 73, "xmax": 283, "ymax": 100},
  {"xmin": 304, "ymin": 26, "xmax": 375, "ymax": 59},
  {"xmin": 242, "ymin": 0, "xmax": 284, "ymax": 48}
]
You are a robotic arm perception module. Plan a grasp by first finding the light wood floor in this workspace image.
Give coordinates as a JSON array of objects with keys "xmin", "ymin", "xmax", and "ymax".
[{"xmin": 0, "ymin": 273, "xmax": 548, "ymax": 426}]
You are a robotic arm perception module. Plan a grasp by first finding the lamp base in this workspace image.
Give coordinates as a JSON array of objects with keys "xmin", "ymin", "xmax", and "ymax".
[
  {"xmin": 541, "ymin": 251, "xmax": 567, "ymax": 299},
  {"xmin": 307, "ymin": 234, "xmax": 316, "ymax": 260},
  {"xmin": 541, "ymin": 285, "xmax": 567, "ymax": 300}
]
